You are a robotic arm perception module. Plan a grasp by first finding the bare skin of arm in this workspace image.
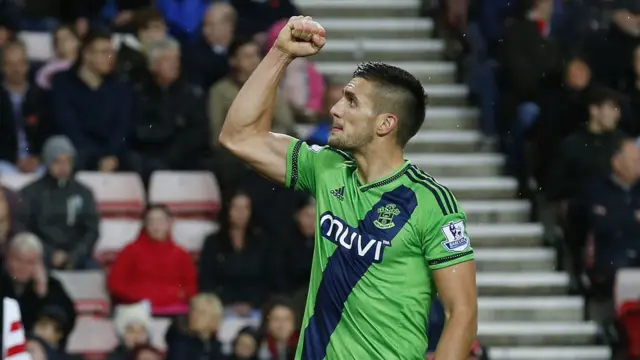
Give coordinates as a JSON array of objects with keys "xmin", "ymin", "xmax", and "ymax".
[
  {"xmin": 218, "ymin": 16, "xmax": 326, "ymax": 184},
  {"xmin": 612, "ymin": 10, "xmax": 640, "ymax": 36},
  {"xmin": 433, "ymin": 260, "xmax": 478, "ymax": 360}
]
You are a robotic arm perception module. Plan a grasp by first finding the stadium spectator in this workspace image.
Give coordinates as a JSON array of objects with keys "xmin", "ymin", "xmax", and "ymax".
[
  {"xmin": 129, "ymin": 37, "xmax": 211, "ymax": 185},
  {"xmin": 114, "ymin": 8, "xmax": 167, "ymax": 86},
  {"xmin": 0, "ymin": 187, "xmax": 24, "ymax": 258},
  {"xmin": 127, "ymin": 344, "xmax": 163, "ymax": 360},
  {"xmin": 620, "ymin": 44, "xmax": 640, "ymax": 137},
  {"xmin": 499, "ymin": 0, "xmax": 563, "ymax": 189},
  {"xmin": 198, "ymin": 192, "xmax": 275, "ymax": 319},
  {"xmin": 265, "ymin": 19, "xmax": 325, "ymax": 123},
  {"xmin": 305, "ymin": 78, "xmax": 342, "ymax": 146},
  {"xmin": 281, "ymin": 196, "xmax": 315, "ymax": 313},
  {"xmin": 108, "ymin": 301, "xmax": 153, "ymax": 360},
  {"xmin": 182, "ymin": 2, "xmax": 235, "ymax": 91},
  {"xmin": 20, "ymin": 136, "xmax": 100, "ymax": 270},
  {"xmin": 155, "ymin": 0, "xmax": 213, "ymax": 43},
  {"xmin": 165, "ymin": 293, "xmax": 224, "ymax": 360},
  {"xmin": 0, "ymin": 41, "xmax": 48, "ymax": 176},
  {"xmin": 0, "ymin": 233, "xmax": 77, "ymax": 347},
  {"xmin": 534, "ymin": 55, "xmax": 594, "ymax": 190},
  {"xmin": 26, "ymin": 306, "xmax": 71, "ymax": 360},
  {"xmin": 107, "ymin": 205, "xmax": 198, "ymax": 308},
  {"xmin": 51, "ymin": 31, "xmax": 133, "ymax": 172},
  {"xmin": 257, "ymin": 298, "xmax": 298, "ymax": 360},
  {"xmin": 228, "ymin": 326, "xmax": 260, "ymax": 360},
  {"xmin": 208, "ymin": 37, "xmax": 294, "ymax": 194},
  {"xmin": 547, "ymin": 87, "xmax": 626, "ymax": 203},
  {"xmin": 232, "ymin": 0, "xmax": 298, "ymax": 41},
  {"xmin": 35, "ymin": 25, "xmax": 80, "ymax": 90},
  {"xmin": 607, "ymin": 0, "xmax": 640, "ymax": 87},
  {"xmin": 582, "ymin": 138, "xmax": 640, "ymax": 296}
]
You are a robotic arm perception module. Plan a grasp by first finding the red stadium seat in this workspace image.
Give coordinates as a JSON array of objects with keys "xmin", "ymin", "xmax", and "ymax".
[
  {"xmin": 0, "ymin": 173, "xmax": 39, "ymax": 191},
  {"xmin": 94, "ymin": 219, "xmax": 142, "ymax": 265},
  {"xmin": 76, "ymin": 172, "xmax": 145, "ymax": 218},
  {"xmin": 148, "ymin": 171, "xmax": 221, "ymax": 218},
  {"xmin": 53, "ymin": 270, "xmax": 110, "ymax": 316},
  {"xmin": 618, "ymin": 300, "xmax": 640, "ymax": 359}
]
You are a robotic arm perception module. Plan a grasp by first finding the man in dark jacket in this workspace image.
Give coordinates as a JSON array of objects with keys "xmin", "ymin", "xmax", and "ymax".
[
  {"xmin": 0, "ymin": 42, "xmax": 49, "ymax": 175},
  {"xmin": 182, "ymin": 3, "xmax": 234, "ymax": 91},
  {"xmin": 51, "ymin": 31, "xmax": 133, "ymax": 172},
  {"xmin": 129, "ymin": 37, "xmax": 211, "ymax": 184},
  {"xmin": 20, "ymin": 136, "xmax": 99, "ymax": 270},
  {"xmin": 580, "ymin": 137, "xmax": 640, "ymax": 296},
  {"xmin": 1, "ymin": 232, "xmax": 77, "ymax": 347},
  {"xmin": 114, "ymin": 8, "xmax": 167, "ymax": 86}
]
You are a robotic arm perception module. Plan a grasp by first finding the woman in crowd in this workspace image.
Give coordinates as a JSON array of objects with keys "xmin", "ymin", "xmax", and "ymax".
[
  {"xmin": 107, "ymin": 205, "xmax": 197, "ymax": 308},
  {"xmin": 198, "ymin": 191, "xmax": 276, "ymax": 319},
  {"xmin": 257, "ymin": 298, "xmax": 298, "ymax": 360},
  {"xmin": 107, "ymin": 301, "xmax": 152, "ymax": 360},
  {"xmin": 165, "ymin": 293, "xmax": 224, "ymax": 360},
  {"xmin": 229, "ymin": 327, "xmax": 260, "ymax": 360},
  {"xmin": 35, "ymin": 25, "xmax": 79, "ymax": 90}
]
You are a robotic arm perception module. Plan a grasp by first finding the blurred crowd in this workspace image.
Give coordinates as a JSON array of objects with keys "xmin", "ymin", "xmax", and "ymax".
[{"xmin": 1, "ymin": 0, "xmax": 640, "ymax": 358}]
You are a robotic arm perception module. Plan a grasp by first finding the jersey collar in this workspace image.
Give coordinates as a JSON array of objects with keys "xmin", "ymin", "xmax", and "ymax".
[{"xmin": 354, "ymin": 160, "xmax": 411, "ymax": 192}]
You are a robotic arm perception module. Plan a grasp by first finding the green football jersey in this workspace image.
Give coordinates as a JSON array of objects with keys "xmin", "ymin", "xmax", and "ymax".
[{"xmin": 284, "ymin": 140, "xmax": 475, "ymax": 360}]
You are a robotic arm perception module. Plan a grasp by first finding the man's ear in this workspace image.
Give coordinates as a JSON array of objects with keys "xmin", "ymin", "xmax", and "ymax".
[{"xmin": 376, "ymin": 113, "xmax": 398, "ymax": 137}]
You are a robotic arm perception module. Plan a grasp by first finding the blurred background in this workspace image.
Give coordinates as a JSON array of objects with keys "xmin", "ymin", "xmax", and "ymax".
[{"xmin": 0, "ymin": 0, "xmax": 639, "ymax": 359}]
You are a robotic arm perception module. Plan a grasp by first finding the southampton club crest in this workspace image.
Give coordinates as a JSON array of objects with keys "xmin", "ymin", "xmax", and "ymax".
[{"xmin": 373, "ymin": 204, "xmax": 401, "ymax": 230}]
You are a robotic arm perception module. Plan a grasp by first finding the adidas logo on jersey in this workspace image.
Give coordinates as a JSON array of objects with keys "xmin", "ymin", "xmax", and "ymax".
[{"xmin": 330, "ymin": 186, "xmax": 345, "ymax": 201}]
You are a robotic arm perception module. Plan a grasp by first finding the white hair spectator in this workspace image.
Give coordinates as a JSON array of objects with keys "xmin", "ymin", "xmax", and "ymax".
[
  {"xmin": 190, "ymin": 293, "xmax": 223, "ymax": 317},
  {"xmin": 9, "ymin": 232, "xmax": 43, "ymax": 255},
  {"xmin": 146, "ymin": 37, "xmax": 180, "ymax": 64},
  {"xmin": 113, "ymin": 300, "xmax": 152, "ymax": 337}
]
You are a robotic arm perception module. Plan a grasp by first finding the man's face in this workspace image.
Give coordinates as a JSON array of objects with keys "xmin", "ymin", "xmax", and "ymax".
[
  {"xmin": 48, "ymin": 154, "xmax": 73, "ymax": 180},
  {"xmin": 139, "ymin": 20, "xmax": 167, "ymax": 47},
  {"xmin": 328, "ymin": 78, "xmax": 378, "ymax": 150},
  {"xmin": 2, "ymin": 46, "xmax": 28, "ymax": 85},
  {"xmin": 7, "ymin": 249, "xmax": 39, "ymax": 283},
  {"xmin": 151, "ymin": 48, "xmax": 180, "ymax": 84},
  {"xmin": 565, "ymin": 59, "xmax": 590, "ymax": 91},
  {"xmin": 614, "ymin": 142, "xmax": 640, "ymax": 183},
  {"xmin": 230, "ymin": 43, "xmax": 261, "ymax": 76},
  {"xmin": 83, "ymin": 38, "xmax": 114, "ymax": 75},
  {"xmin": 591, "ymin": 101, "xmax": 620, "ymax": 131},
  {"xmin": 202, "ymin": 6, "xmax": 235, "ymax": 47}
]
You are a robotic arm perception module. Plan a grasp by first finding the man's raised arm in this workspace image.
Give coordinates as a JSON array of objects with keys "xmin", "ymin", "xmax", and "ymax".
[{"xmin": 218, "ymin": 16, "xmax": 326, "ymax": 185}]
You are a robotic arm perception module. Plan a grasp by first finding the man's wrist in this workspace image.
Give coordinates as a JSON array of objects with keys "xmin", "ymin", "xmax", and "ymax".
[{"xmin": 268, "ymin": 46, "xmax": 295, "ymax": 65}]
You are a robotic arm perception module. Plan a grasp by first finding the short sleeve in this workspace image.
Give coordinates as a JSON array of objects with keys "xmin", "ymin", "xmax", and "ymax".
[
  {"xmin": 285, "ymin": 140, "xmax": 328, "ymax": 194},
  {"xmin": 422, "ymin": 212, "xmax": 475, "ymax": 270}
]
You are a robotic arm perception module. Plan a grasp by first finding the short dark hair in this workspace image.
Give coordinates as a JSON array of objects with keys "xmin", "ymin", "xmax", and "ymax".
[
  {"xmin": 587, "ymin": 86, "xmax": 623, "ymax": 107},
  {"xmin": 228, "ymin": 37, "xmax": 256, "ymax": 58},
  {"xmin": 352, "ymin": 62, "xmax": 427, "ymax": 146},
  {"xmin": 80, "ymin": 30, "xmax": 111, "ymax": 55},
  {"xmin": 134, "ymin": 7, "xmax": 165, "ymax": 32}
]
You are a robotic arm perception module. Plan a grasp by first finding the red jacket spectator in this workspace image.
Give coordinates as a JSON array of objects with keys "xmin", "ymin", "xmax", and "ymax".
[{"xmin": 107, "ymin": 206, "xmax": 197, "ymax": 307}]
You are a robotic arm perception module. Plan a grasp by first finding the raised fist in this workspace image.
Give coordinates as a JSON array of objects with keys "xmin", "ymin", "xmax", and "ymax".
[{"xmin": 274, "ymin": 16, "xmax": 326, "ymax": 58}]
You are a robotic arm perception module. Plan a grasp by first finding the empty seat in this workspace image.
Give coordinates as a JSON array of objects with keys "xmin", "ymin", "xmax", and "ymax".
[
  {"xmin": 66, "ymin": 316, "xmax": 117, "ymax": 355},
  {"xmin": 615, "ymin": 269, "xmax": 640, "ymax": 311},
  {"xmin": 148, "ymin": 171, "xmax": 221, "ymax": 218},
  {"xmin": 94, "ymin": 219, "xmax": 142, "ymax": 264},
  {"xmin": 0, "ymin": 173, "xmax": 39, "ymax": 191},
  {"xmin": 173, "ymin": 219, "xmax": 218, "ymax": 253},
  {"xmin": 66, "ymin": 316, "xmax": 170, "ymax": 355},
  {"xmin": 76, "ymin": 172, "xmax": 145, "ymax": 217},
  {"xmin": 53, "ymin": 270, "xmax": 110, "ymax": 315}
]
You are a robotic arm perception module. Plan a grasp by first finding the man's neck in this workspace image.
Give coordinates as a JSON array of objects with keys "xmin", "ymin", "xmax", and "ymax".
[
  {"xmin": 78, "ymin": 65, "xmax": 103, "ymax": 89},
  {"xmin": 4, "ymin": 81, "xmax": 28, "ymax": 95},
  {"xmin": 352, "ymin": 143, "xmax": 406, "ymax": 185},
  {"xmin": 155, "ymin": 76, "xmax": 174, "ymax": 89}
]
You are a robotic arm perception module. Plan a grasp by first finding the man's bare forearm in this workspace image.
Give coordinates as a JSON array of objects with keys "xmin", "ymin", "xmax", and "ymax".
[
  {"xmin": 434, "ymin": 311, "xmax": 477, "ymax": 360},
  {"xmin": 219, "ymin": 48, "xmax": 293, "ymax": 146}
]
